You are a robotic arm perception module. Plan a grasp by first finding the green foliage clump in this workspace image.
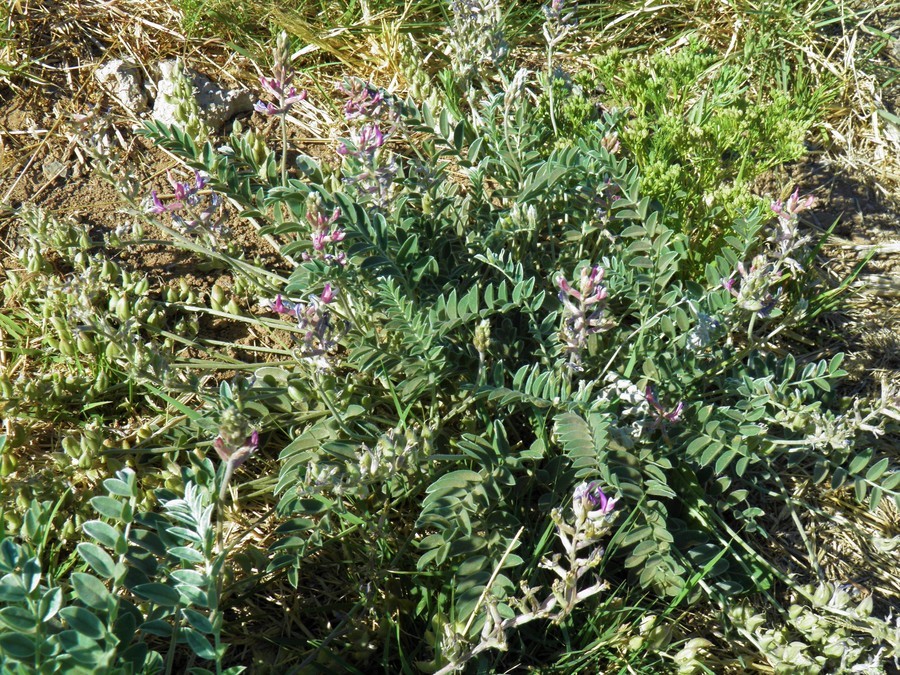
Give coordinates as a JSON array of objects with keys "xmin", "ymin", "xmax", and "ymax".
[{"xmin": 548, "ymin": 41, "xmax": 831, "ymax": 264}]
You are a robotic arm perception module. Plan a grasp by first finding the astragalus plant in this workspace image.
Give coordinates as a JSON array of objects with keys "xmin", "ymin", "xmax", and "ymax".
[{"xmin": 4, "ymin": 9, "xmax": 896, "ymax": 673}]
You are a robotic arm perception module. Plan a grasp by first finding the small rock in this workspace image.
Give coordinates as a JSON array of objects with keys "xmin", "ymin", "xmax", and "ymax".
[
  {"xmin": 152, "ymin": 60, "xmax": 253, "ymax": 133},
  {"xmin": 95, "ymin": 59, "xmax": 148, "ymax": 114},
  {"xmin": 43, "ymin": 159, "xmax": 68, "ymax": 181}
]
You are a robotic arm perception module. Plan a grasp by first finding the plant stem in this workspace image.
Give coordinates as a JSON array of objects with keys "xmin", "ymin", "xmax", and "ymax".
[
  {"xmin": 547, "ymin": 45, "xmax": 558, "ymax": 137},
  {"xmin": 281, "ymin": 114, "xmax": 288, "ymax": 187}
]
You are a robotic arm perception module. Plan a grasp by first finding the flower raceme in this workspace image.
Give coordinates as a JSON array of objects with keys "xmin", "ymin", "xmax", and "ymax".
[
  {"xmin": 644, "ymin": 386, "xmax": 684, "ymax": 427},
  {"xmin": 771, "ymin": 187, "xmax": 814, "ymax": 222},
  {"xmin": 338, "ymin": 78, "xmax": 395, "ymax": 124},
  {"xmin": 557, "ymin": 265, "xmax": 612, "ymax": 368},
  {"xmin": 148, "ymin": 170, "xmax": 225, "ymax": 241},
  {"xmin": 254, "ymin": 31, "xmax": 307, "ymax": 117},
  {"xmin": 254, "ymin": 81, "xmax": 306, "ymax": 117},
  {"xmin": 149, "ymin": 170, "xmax": 207, "ymax": 214},
  {"xmin": 304, "ymin": 194, "xmax": 346, "ymax": 266},
  {"xmin": 271, "ymin": 285, "xmax": 341, "ymax": 355}
]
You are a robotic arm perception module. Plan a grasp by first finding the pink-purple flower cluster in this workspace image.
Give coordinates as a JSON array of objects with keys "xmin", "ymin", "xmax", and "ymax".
[
  {"xmin": 338, "ymin": 78, "xmax": 396, "ymax": 124},
  {"xmin": 254, "ymin": 31, "xmax": 307, "ymax": 117},
  {"xmin": 336, "ymin": 79, "xmax": 400, "ymax": 208},
  {"xmin": 149, "ymin": 170, "xmax": 225, "ymax": 240},
  {"xmin": 303, "ymin": 195, "xmax": 347, "ymax": 266},
  {"xmin": 572, "ymin": 481, "xmax": 617, "ymax": 517},
  {"xmin": 271, "ymin": 285, "xmax": 342, "ymax": 355},
  {"xmin": 254, "ymin": 78, "xmax": 307, "ymax": 117},
  {"xmin": 771, "ymin": 187, "xmax": 814, "ymax": 271},
  {"xmin": 337, "ymin": 122, "xmax": 397, "ymax": 207},
  {"xmin": 771, "ymin": 187, "xmax": 814, "ymax": 222},
  {"xmin": 150, "ymin": 170, "xmax": 207, "ymax": 214},
  {"xmin": 644, "ymin": 386, "xmax": 684, "ymax": 428},
  {"xmin": 557, "ymin": 265, "xmax": 612, "ymax": 368},
  {"xmin": 337, "ymin": 123, "xmax": 385, "ymax": 157},
  {"xmin": 214, "ymin": 430, "xmax": 259, "ymax": 470}
]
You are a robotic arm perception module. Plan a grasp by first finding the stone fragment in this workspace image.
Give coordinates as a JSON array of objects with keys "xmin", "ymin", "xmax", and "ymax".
[
  {"xmin": 95, "ymin": 59, "xmax": 148, "ymax": 114},
  {"xmin": 152, "ymin": 60, "xmax": 253, "ymax": 132},
  {"xmin": 42, "ymin": 159, "xmax": 68, "ymax": 181}
]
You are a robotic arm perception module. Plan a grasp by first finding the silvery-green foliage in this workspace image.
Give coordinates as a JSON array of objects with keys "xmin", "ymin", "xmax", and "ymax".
[
  {"xmin": 0, "ymin": 468, "xmax": 244, "ymax": 674},
  {"xmin": 728, "ymin": 583, "xmax": 899, "ymax": 673},
  {"xmin": 0, "ymin": 206, "xmax": 193, "ymax": 423},
  {"xmin": 445, "ymin": 0, "xmax": 508, "ymax": 83}
]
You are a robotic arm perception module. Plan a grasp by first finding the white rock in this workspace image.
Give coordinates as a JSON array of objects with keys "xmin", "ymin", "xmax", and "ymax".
[
  {"xmin": 152, "ymin": 60, "xmax": 253, "ymax": 132},
  {"xmin": 95, "ymin": 59, "xmax": 148, "ymax": 114}
]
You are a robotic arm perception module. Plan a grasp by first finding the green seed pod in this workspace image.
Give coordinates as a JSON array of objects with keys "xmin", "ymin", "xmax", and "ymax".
[
  {"xmin": 4, "ymin": 512, "xmax": 21, "ymax": 531},
  {"xmin": 115, "ymin": 295, "xmax": 131, "ymax": 321},
  {"xmin": 58, "ymin": 337, "xmax": 75, "ymax": 357},
  {"xmin": 50, "ymin": 316, "xmax": 69, "ymax": 336},
  {"xmin": 60, "ymin": 519, "xmax": 76, "ymax": 541},
  {"xmin": 0, "ymin": 452, "xmax": 17, "ymax": 476},
  {"xmin": 105, "ymin": 341, "xmax": 122, "ymax": 360},
  {"xmin": 93, "ymin": 369, "xmax": 109, "ymax": 393},
  {"xmin": 0, "ymin": 375, "xmax": 14, "ymax": 399},
  {"xmin": 135, "ymin": 277, "xmax": 149, "ymax": 296},
  {"xmin": 288, "ymin": 385, "xmax": 305, "ymax": 402},
  {"xmin": 62, "ymin": 436, "xmax": 81, "ymax": 458},
  {"xmin": 76, "ymin": 333, "xmax": 95, "ymax": 355},
  {"xmin": 26, "ymin": 251, "xmax": 44, "ymax": 274},
  {"xmin": 146, "ymin": 309, "xmax": 165, "ymax": 328},
  {"xmin": 224, "ymin": 299, "xmax": 241, "ymax": 315},
  {"xmin": 210, "ymin": 284, "xmax": 226, "ymax": 311}
]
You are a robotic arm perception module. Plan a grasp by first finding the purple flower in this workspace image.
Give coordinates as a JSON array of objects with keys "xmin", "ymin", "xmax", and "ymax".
[
  {"xmin": 214, "ymin": 430, "xmax": 259, "ymax": 469},
  {"xmin": 255, "ymin": 33, "xmax": 308, "ymax": 117},
  {"xmin": 573, "ymin": 481, "xmax": 617, "ymax": 516},
  {"xmin": 149, "ymin": 190, "xmax": 172, "ymax": 214},
  {"xmin": 320, "ymin": 283, "xmax": 336, "ymax": 304},
  {"xmin": 645, "ymin": 386, "xmax": 684, "ymax": 427},
  {"xmin": 304, "ymin": 199, "xmax": 346, "ymax": 265},
  {"xmin": 272, "ymin": 294, "xmax": 296, "ymax": 316},
  {"xmin": 358, "ymin": 123, "xmax": 384, "ymax": 151},
  {"xmin": 772, "ymin": 187, "xmax": 814, "ymax": 219},
  {"xmin": 338, "ymin": 78, "xmax": 395, "ymax": 124}
]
